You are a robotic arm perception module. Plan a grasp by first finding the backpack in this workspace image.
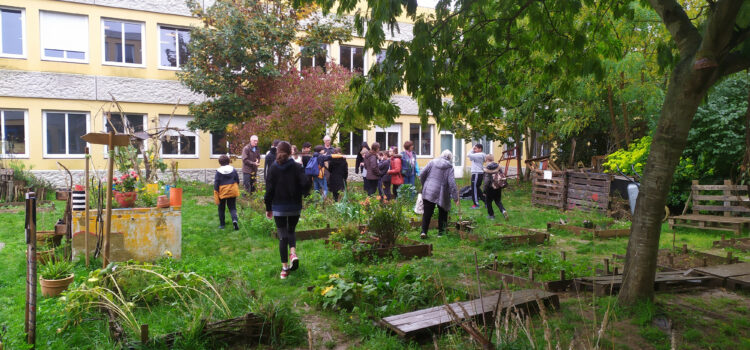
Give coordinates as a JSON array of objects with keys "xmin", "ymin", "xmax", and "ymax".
[
  {"xmin": 304, "ymin": 155, "xmax": 320, "ymax": 176},
  {"xmin": 400, "ymin": 152, "xmax": 413, "ymax": 176},
  {"xmin": 490, "ymin": 172, "xmax": 507, "ymax": 189}
]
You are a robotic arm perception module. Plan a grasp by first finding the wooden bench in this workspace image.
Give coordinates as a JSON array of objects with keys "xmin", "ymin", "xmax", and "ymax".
[{"xmin": 669, "ymin": 180, "xmax": 750, "ymax": 235}]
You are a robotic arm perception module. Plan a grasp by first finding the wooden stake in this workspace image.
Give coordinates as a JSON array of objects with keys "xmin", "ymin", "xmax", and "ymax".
[
  {"xmin": 84, "ymin": 147, "xmax": 90, "ymax": 267},
  {"xmin": 25, "ymin": 192, "xmax": 37, "ymax": 346},
  {"xmin": 682, "ymin": 244, "xmax": 688, "ymax": 254},
  {"xmin": 604, "ymin": 258, "xmax": 610, "ymax": 275},
  {"xmin": 560, "ymin": 269, "xmax": 566, "ymax": 281},
  {"xmin": 727, "ymin": 252, "xmax": 733, "ymax": 264},
  {"xmin": 140, "ymin": 324, "xmax": 149, "ymax": 344},
  {"xmin": 103, "ymin": 130, "xmax": 115, "ymax": 268},
  {"xmin": 473, "ymin": 252, "xmax": 487, "ymax": 330},
  {"xmin": 560, "ymin": 251, "xmax": 566, "ymax": 261}
]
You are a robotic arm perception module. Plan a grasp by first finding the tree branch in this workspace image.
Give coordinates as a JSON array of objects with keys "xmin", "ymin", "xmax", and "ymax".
[
  {"xmin": 718, "ymin": 51, "xmax": 750, "ymax": 78},
  {"xmin": 647, "ymin": 0, "xmax": 701, "ymax": 56},
  {"xmin": 695, "ymin": 0, "xmax": 744, "ymax": 60}
]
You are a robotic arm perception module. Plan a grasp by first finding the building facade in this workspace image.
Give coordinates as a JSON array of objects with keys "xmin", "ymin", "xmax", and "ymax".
[{"xmin": 0, "ymin": 0, "xmax": 523, "ymax": 187}]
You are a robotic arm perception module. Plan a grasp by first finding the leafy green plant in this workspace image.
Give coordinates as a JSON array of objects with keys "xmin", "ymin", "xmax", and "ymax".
[
  {"xmin": 367, "ymin": 201, "xmax": 409, "ymax": 248},
  {"xmin": 329, "ymin": 223, "xmax": 362, "ymax": 243},
  {"xmin": 135, "ymin": 187, "xmax": 157, "ymax": 207},
  {"xmin": 40, "ymin": 259, "xmax": 73, "ymax": 280}
]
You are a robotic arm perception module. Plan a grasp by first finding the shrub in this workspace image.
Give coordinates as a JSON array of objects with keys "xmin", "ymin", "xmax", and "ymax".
[{"xmin": 367, "ymin": 201, "xmax": 409, "ymax": 248}]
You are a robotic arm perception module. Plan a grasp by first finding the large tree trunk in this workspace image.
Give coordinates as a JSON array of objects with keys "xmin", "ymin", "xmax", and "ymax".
[{"xmin": 619, "ymin": 0, "xmax": 744, "ymax": 304}]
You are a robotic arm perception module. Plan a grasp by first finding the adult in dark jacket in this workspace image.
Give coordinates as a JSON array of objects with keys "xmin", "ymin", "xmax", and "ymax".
[
  {"xmin": 264, "ymin": 139, "xmax": 279, "ymax": 182},
  {"xmin": 328, "ymin": 148, "xmax": 348, "ymax": 202},
  {"xmin": 419, "ymin": 150, "xmax": 459, "ymax": 238},
  {"xmin": 214, "ymin": 155, "xmax": 240, "ymax": 230},
  {"xmin": 301, "ymin": 142, "xmax": 312, "ymax": 168},
  {"xmin": 265, "ymin": 141, "xmax": 311, "ymax": 279},
  {"xmin": 362, "ymin": 142, "xmax": 381, "ymax": 195},
  {"xmin": 355, "ymin": 142, "xmax": 369, "ymax": 175},
  {"xmin": 241, "ymin": 135, "xmax": 261, "ymax": 193}
]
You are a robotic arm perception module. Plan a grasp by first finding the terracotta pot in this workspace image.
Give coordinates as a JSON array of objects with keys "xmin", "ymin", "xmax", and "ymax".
[
  {"xmin": 114, "ymin": 191, "xmax": 137, "ymax": 208},
  {"xmin": 40, "ymin": 274, "xmax": 74, "ymax": 297},
  {"xmin": 28, "ymin": 249, "xmax": 55, "ymax": 265},
  {"xmin": 157, "ymin": 195, "xmax": 170, "ymax": 208},
  {"xmin": 169, "ymin": 187, "xmax": 182, "ymax": 208}
]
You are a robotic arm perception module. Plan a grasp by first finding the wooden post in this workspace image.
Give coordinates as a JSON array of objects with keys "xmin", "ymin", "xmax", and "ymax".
[
  {"xmin": 604, "ymin": 258, "xmax": 610, "ymax": 275},
  {"xmin": 25, "ymin": 192, "xmax": 37, "ymax": 347},
  {"xmin": 724, "ymin": 180, "xmax": 732, "ymax": 217},
  {"xmin": 528, "ymin": 267, "xmax": 534, "ymax": 281},
  {"xmin": 560, "ymin": 270, "xmax": 566, "ymax": 281},
  {"xmin": 682, "ymin": 244, "xmax": 688, "ymax": 254},
  {"xmin": 140, "ymin": 324, "xmax": 149, "ymax": 344},
  {"xmin": 560, "ymin": 251, "xmax": 566, "ymax": 261},
  {"xmin": 103, "ymin": 131, "xmax": 115, "ymax": 268},
  {"xmin": 84, "ymin": 147, "xmax": 90, "ymax": 267},
  {"xmin": 614, "ymin": 267, "xmax": 619, "ymax": 275},
  {"xmin": 727, "ymin": 252, "xmax": 733, "ymax": 264}
]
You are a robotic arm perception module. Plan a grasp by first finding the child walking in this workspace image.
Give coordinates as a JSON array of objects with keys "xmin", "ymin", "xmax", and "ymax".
[
  {"xmin": 265, "ymin": 141, "xmax": 311, "ymax": 279},
  {"xmin": 214, "ymin": 155, "xmax": 240, "ymax": 230},
  {"xmin": 482, "ymin": 154, "xmax": 508, "ymax": 220}
]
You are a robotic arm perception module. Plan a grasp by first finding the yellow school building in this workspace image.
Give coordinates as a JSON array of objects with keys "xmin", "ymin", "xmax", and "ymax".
[{"xmin": 0, "ymin": 0, "xmax": 524, "ymax": 187}]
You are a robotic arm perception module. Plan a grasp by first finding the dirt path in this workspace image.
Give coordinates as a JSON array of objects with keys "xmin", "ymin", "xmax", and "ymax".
[{"xmin": 297, "ymin": 307, "xmax": 357, "ymax": 350}]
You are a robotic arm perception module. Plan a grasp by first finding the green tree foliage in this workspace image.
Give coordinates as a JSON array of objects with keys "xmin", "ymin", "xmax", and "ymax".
[
  {"xmin": 179, "ymin": 0, "xmax": 353, "ymax": 133},
  {"xmin": 604, "ymin": 75, "xmax": 749, "ymax": 208}
]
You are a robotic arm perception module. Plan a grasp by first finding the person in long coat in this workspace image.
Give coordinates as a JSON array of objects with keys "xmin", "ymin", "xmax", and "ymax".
[{"xmin": 419, "ymin": 150, "xmax": 459, "ymax": 238}]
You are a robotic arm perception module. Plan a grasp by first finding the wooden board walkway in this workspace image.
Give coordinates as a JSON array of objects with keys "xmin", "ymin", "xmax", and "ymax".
[
  {"xmin": 379, "ymin": 289, "xmax": 558, "ymax": 338},
  {"xmin": 692, "ymin": 262, "xmax": 750, "ymax": 291},
  {"xmin": 575, "ymin": 271, "xmax": 719, "ymax": 296}
]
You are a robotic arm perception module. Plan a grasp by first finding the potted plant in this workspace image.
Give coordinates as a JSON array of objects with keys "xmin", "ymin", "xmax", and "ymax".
[
  {"xmin": 113, "ymin": 170, "xmax": 139, "ymax": 208},
  {"xmin": 39, "ymin": 259, "xmax": 74, "ymax": 297}
]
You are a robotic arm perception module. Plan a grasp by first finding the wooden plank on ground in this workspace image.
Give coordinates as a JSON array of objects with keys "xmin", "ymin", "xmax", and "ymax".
[
  {"xmin": 380, "ymin": 289, "xmax": 558, "ymax": 337},
  {"xmin": 692, "ymin": 263, "xmax": 750, "ymax": 278}
]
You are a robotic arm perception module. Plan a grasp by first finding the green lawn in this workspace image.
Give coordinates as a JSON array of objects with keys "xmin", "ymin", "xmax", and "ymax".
[{"xmin": 0, "ymin": 180, "xmax": 748, "ymax": 349}]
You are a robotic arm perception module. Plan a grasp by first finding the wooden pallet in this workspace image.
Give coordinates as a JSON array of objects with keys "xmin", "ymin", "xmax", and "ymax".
[
  {"xmin": 668, "ymin": 180, "xmax": 750, "ymax": 235},
  {"xmin": 566, "ymin": 171, "xmax": 611, "ymax": 213},
  {"xmin": 692, "ymin": 263, "xmax": 750, "ymax": 290},
  {"xmin": 575, "ymin": 271, "xmax": 719, "ymax": 296},
  {"xmin": 379, "ymin": 289, "xmax": 559, "ymax": 338},
  {"xmin": 531, "ymin": 170, "xmax": 567, "ymax": 209}
]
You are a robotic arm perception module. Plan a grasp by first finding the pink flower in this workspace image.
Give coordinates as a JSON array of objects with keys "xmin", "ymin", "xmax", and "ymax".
[{"xmin": 121, "ymin": 174, "xmax": 128, "ymax": 180}]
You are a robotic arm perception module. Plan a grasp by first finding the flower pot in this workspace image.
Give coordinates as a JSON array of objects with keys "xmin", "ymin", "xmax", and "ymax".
[
  {"xmin": 157, "ymin": 195, "xmax": 170, "ymax": 208},
  {"xmin": 114, "ymin": 191, "xmax": 137, "ymax": 208},
  {"xmin": 40, "ymin": 274, "xmax": 74, "ymax": 297},
  {"xmin": 28, "ymin": 249, "xmax": 55, "ymax": 265},
  {"xmin": 169, "ymin": 187, "xmax": 182, "ymax": 208}
]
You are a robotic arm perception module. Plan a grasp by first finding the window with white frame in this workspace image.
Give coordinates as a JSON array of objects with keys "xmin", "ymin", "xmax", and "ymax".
[
  {"xmin": 409, "ymin": 123, "xmax": 433, "ymax": 156},
  {"xmin": 159, "ymin": 25, "xmax": 190, "ymax": 68},
  {"xmin": 300, "ymin": 45, "xmax": 327, "ymax": 70},
  {"xmin": 103, "ymin": 19, "xmax": 144, "ymax": 65},
  {"xmin": 339, "ymin": 128, "xmax": 365, "ymax": 156},
  {"xmin": 104, "ymin": 113, "xmax": 146, "ymax": 152},
  {"xmin": 44, "ymin": 111, "xmax": 88, "ymax": 156},
  {"xmin": 339, "ymin": 45, "xmax": 364, "ymax": 73},
  {"xmin": 0, "ymin": 110, "xmax": 27, "ymax": 157},
  {"xmin": 40, "ymin": 11, "xmax": 88, "ymax": 62},
  {"xmin": 0, "ymin": 7, "xmax": 24, "ymax": 57},
  {"xmin": 375, "ymin": 124, "xmax": 400, "ymax": 151},
  {"xmin": 211, "ymin": 130, "xmax": 229, "ymax": 156},
  {"xmin": 440, "ymin": 131, "xmax": 463, "ymax": 167},
  {"xmin": 159, "ymin": 116, "xmax": 197, "ymax": 157}
]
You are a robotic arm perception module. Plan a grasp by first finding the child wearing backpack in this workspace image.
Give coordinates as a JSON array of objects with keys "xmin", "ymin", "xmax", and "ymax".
[
  {"xmin": 305, "ymin": 145, "xmax": 331, "ymax": 200},
  {"xmin": 482, "ymin": 154, "xmax": 508, "ymax": 220}
]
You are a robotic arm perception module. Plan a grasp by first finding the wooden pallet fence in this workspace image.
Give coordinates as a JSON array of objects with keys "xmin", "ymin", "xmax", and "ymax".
[
  {"xmin": 566, "ymin": 171, "xmax": 612, "ymax": 213},
  {"xmin": 531, "ymin": 169, "xmax": 567, "ymax": 209}
]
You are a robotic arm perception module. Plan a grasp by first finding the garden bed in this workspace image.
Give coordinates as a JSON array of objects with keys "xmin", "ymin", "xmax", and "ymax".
[
  {"xmin": 713, "ymin": 236, "xmax": 750, "ymax": 252},
  {"xmin": 0, "ymin": 201, "xmax": 55, "ymax": 213},
  {"xmin": 612, "ymin": 246, "xmax": 738, "ymax": 271},
  {"xmin": 353, "ymin": 237, "xmax": 432, "ymax": 262},
  {"xmin": 546, "ymin": 221, "xmax": 630, "ymax": 238}
]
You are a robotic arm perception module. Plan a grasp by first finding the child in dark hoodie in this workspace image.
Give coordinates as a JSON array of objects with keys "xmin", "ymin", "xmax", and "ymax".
[
  {"xmin": 482, "ymin": 154, "xmax": 508, "ymax": 220},
  {"xmin": 327, "ymin": 147, "xmax": 348, "ymax": 201},
  {"xmin": 377, "ymin": 151, "xmax": 391, "ymax": 200},
  {"xmin": 214, "ymin": 155, "xmax": 240, "ymax": 230},
  {"xmin": 265, "ymin": 141, "xmax": 311, "ymax": 279}
]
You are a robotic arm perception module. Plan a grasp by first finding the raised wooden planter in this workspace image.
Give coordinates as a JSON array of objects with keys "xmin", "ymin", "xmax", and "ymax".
[
  {"xmin": 354, "ymin": 237, "xmax": 432, "ymax": 262},
  {"xmin": 566, "ymin": 171, "xmax": 612, "ymax": 213},
  {"xmin": 612, "ymin": 245, "xmax": 739, "ymax": 271},
  {"xmin": 547, "ymin": 222, "xmax": 630, "ymax": 238},
  {"xmin": 713, "ymin": 236, "xmax": 750, "ymax": 252},
  {"xmin": 482, "ymin": 267, "xmax": 574, "ymax": 292},
  {"xmin": 494, "ymin": 224, "xmax": 551, "ymax": 245}
]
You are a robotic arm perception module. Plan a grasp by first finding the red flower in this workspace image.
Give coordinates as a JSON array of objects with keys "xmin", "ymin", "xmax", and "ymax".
[{"xmin": 592, "ymin": 193, "xmax": 599, "ymax": 201}]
